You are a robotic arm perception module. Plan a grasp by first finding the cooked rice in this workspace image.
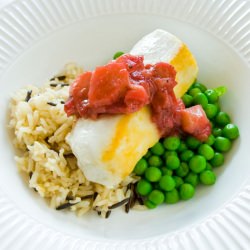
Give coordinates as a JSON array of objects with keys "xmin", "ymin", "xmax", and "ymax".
[{"xmin": 9, "ymin": 63, "xmax": 144, "ymax": 218}]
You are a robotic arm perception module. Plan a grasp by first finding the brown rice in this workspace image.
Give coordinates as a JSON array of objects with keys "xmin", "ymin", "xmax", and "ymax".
[{"xmin": 9, "ymin": 63, "xmax": 144, "ymax": 218}]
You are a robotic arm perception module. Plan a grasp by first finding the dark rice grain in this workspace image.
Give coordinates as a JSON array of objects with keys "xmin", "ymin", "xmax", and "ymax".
[
  {"xmin": 49, "ymin": 83, "xmax": 58, "ymax": 87},
  {"xmin": 93, "ymin": 192, "xmax": 98, "ymax": 200},
  {"xmin": 125, "ymin": 184, "xmax": 136, "ymax": 213},
  {"xmin": 105, "ymin": 210, "xmax": 111, "ymax": 218},
  {"xmin": 29, "ymin": 172, "xmax": 33, "ymax": 179},
  {"xmin": 60, "ymin": 83, "xmax": 69, "ymax": 87},
  {"xmin": 56, "ymin": 202, "xmax": 79, "ymax": 210},
  {"xmin": 49, "ymin": 82, "xmax": 69, "ymax": 88},
  {"xmin": 66, "ymin": 195, "xmax": 75, "ymax": 201},
  {"xmin": 25, "ymin": 90, "xmax": 32, "ymax": 102},
  {"xmin": 57, "ymin": 75, "xmax": 66, "ymax": 81},
  {"xmin": 47, "ymin": 102, "xmax": 57, "ymax": 106},
  {"xmin": 135, "ymin": 192, "xmax": 145, "ymax": 205},
  {"xmin": 81, "ymin": 194, "xmax": 94, "ymax": 200},
  {"xmin": 64, "ymin": 153, "xmax": 75, "ymax": 158},
  {"xmin": 108, "ymin": 198, "xmax": 130, "ymax": 209},
  {"xmin": 50, "ymin": 75, "xmax": 66, "ymax": 81}
]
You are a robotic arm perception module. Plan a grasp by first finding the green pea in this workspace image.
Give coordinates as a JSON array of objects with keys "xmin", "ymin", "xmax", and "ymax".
[
  {"xmin": 163, "ymin": 136, "xmax": 181, "ymax": 150},
  {"xmin": 133, "ymin": 158, "xmax": 148, "ymax": 175},
  {"xmin": 161, "ymin": 167, "xmax": 173, "ymax": 176},
  {"xmin": 179, "ymin": 183, "xmax": 195, "ymax": 200},
  {"xmin": 200, "ymin": 170, "xmax": 216, "ymax": 185},
  {"xmin": 144, "ymin": 150, "xmax": 152, "ymax": 159},
  {"xmin": 180, "ymin": 150, "xmax": 194, "ymax": 162},
  {"xmin": 204, "ymin": 104, "xmax": 218, "ymax": 119},
  {"xmin": 145, "ymin": 167, "xmax": 162, "ymax": 182},
  {"xmin": 113, "ymin": 51, "xmax": 124, "ymax": 59},
  {"xmin": 204, "ymin": 89, "xmax": 219, "ymax": 103},
  {"xmin": 189, "ymin": 155, "xmax": 206, "ymax": 173},
  {"xmin": 173, "ymin": 176, "xmax": 184, "ymax": 188},
  {"xmin": 175, "ymin": 162, "xmax": 189, "ymax": 177},
  {"xmin": 182, "ymin": 94, "xmax": 193, "ymax": 107},
  {"xmin": 205, "ymin": 134, "xmax": 215, "ymax": 146},
  {"xmin": 148, "ymin": 190, "xmax": 165, "ymax": 205},
  {"xmin": 164, "ymin": 151, "xmax": 178, "ymax": 159},
  {"xmin": 206, "ymin": 162, "xmax": 213, "ymax": 170},
  {"xmin": 144, "ymin": 200, "xmax": 157, "ymax": 209},
  {"xmin": 193, "ymin": 93, "xmax": 208, "ymax": 108},
  {"xmin": 222, "ymin": 124, "xmax": 240, "ymax": 140},
  {"xmin": 214, "ymin": 102, "xmax": 221, "ymax": 113},
  {"xmin": 198, "ymin": 144, "xmax": 215, "ymax": 160},
  {"xmin": 150, "ymin": 142, "xmax": 165, "ymax": 156},
  {"xmin": 210, "ymin": 152, "xmax": 224, "ymax": 167},
  {"xmin": 177, "ymin": 141, "xmax": 188, "ymax": 152},
  {"xmin": 136, "ymin": 179, "xmax": 152, "ymax": 196},
  {"xmin": 213, "ymin": 136, "xmax": 232, "ymax": 152},
  {"xmin": 215, "ymin": 111, "xmax": 231, "ymax": 127},
  {"xmin": 184, "ymin": 172, "xmax": 199, "ymax": 187},
  {"xmin": 186, "ymin": 136, "xmax": 201, "ymax": 149},
  {"xmin": 166, "ymin": 155, "xmax": 180, "ymax": 170},
  {"xmin": 213, "ymin": 127, "xmax": 222, "ymax": 137},
  {"xmin": 165, "ymin": 189, "xmax": 179, "ymax": 204},
  {"xmin": 159, "ymin": 175, "xmax": 176, "ymax": 191},
  {"xmin": 148, "ymin": 155, "xmax": 163, "ymax": 167},
  {"xmin": 192, "ymin": 82, "xmax": 207, "ymax": 92},
  {"xmin": 189, "ymin": 87, "xmax": 201, "ymax": 97}
]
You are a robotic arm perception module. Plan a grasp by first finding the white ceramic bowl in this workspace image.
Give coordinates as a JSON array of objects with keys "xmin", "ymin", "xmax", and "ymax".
[{"xmin": 0, "ymin": 0, "xmax": 249, "ymax": 249}]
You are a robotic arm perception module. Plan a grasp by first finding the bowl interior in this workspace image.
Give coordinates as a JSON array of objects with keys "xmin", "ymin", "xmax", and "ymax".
[{"xmin": 0, "ymin": 14, "xmax": 249, "ymax": 240}]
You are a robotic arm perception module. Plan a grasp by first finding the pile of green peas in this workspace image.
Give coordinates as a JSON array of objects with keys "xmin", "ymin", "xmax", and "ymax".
[{"xmin": 133, "ymin": 81, "xmax": 239, "ymax": 209}]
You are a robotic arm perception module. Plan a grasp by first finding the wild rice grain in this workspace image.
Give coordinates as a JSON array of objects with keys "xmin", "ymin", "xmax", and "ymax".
[
  {"xmin": 64, "ymin": 153, "xmax": 75, "ymax": 158},
  {"xmin": 130, "ymin": 194, "xmax": 136, "ymax": 209},
  {"xmin": 93, "ymin": 192, "xmax": 98, "ymax": 200},
  {"xmin": 50, "ymin": 75, "xmax": 66, "ymax": 81},
  {"xmin": 108, "ymin": 198, "xmax": 130, "ymax": 209},
  {"xmin": 56, "ymin": 202, "xmax": 79, "ymax": 210},
  {"xmin": 135, "ymin": 192, "xmax": 145, "ymax": 205},
  {"xmin": 125, "ymin": 185, "xmax": 136, "ymax": 213},
  {"xmin": 127, "ymin": 183, "xmax": 132, "ymax": 191},
  {"xmin": 49, "ymin": 83, "xmax": 58, "ymax": 87},
  {"xmin": 47, "ymin": 102, "xmax": 57, "ymax": 106},
  {"xmin": 66, "ymin": 195, "xmax": 75, "ymax": 201},
  {"xmin": 58, "ymin": 76, "xmax": 66, "ymax": 81},
  {"xmin": 105, "ymin": 210, "xmax": 111, "ymax": 218},
  {"xmin": 60, "ymin": 83, "xmax": 69, "ymax": 87},
  {"xmin": 25, "ymin": 90, "xmax": 32, "ymax": 102},
  {"xmin": 49, "ymin": 82, "xmax": 69, "ymax": 87},
  {"xmin": 81, "ymin": 194, "xmax": 94, "ymax": 200},
  {"xmin": 137, "ymin": 196, "xmax": 145, "ymax": 205}
]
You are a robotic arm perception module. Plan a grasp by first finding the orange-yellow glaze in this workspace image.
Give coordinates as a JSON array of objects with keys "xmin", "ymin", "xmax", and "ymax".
[
  {"xmin": 171, "ymin": 44, "xmax": 198, "ymax": 98},
  {"xmin": 102, "ymin": 107, "xmax": 160, "ymax": 178},
  {"xmin": 102, "ymin": 114, "xmax": 131, "ymax": 162}
]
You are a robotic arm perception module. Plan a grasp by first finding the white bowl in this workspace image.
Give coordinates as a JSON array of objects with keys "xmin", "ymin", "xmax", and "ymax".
[{"xmin": 0, "ymin": 0, "xmax": 249, "ymax": 249}]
